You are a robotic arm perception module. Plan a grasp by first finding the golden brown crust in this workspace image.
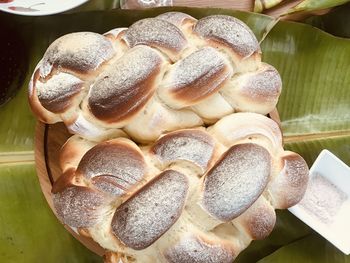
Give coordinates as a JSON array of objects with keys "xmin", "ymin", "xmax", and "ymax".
[
  {"xmin": 76, "ymin": 139, "xmax": 146, "ymax": 196},
  {"xmin": 235, "ymin": 197, "xmax": 276, "ymax": 240},
  {"xmin": 51, "ymin": 168, "xmax": 76, "ymax": 194},
  {"xmin": 193, "ymin": 15, "xmax": 260, "ymax": 58},
  {"xmin": 52, "ymin": 112, "xmax": 308, "ymax": 261},
  {"xmin": 36, "ymin": 72, "xmax": 84, "ymax": 113},
  {"xmin": 238, "ymin": 64, "xmax": 282, "ymax": 102},
  {"xmin": 151, "ymin": 129, "xmax": 215, "ymax": 172},
  {"xmin": 159, "ymin": 47, "xmax": 233, "ymax": 109},
  {"xmin": 88, "ymin": 46, "xmax": 165, "ymax": 124},
  {"xmin": 221, "ymin": 63, "xmax": 282, "ymax": 114},
  {"xmin": 29, "ymin": 12, "xmax": 311, "ymax": 261},
  {"xmin": 40, "ymin": 32, "xmax": 115, "ymax": 77},
  {"xmin": 59, "ymin": 135, "xmax": 96, "ymax": 172},
  {"xmin": 28, "ymin": 68, "xmax": 61, "ymax": 123},
  {"xmin": 269, "ymin": 151, "xmax": 309, "ymax": 209},
  {"xmin": 29, "ymin": 13, "xmax": 284, "ymax": 142},
  {"xmin": 156, "ymin": 12, "xmax": 196, "ymax": 27},
  {"xmin": 123, "ymin": 18, "xmax": 187, "ymax": 61}
]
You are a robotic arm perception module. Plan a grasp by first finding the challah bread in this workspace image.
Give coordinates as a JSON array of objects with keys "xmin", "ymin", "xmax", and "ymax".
[
  {"xmin": 29, "ymin": 12, "xmax": 282, "ymax": 142},
  {"xmin": 52, "ymin": 112, "xmax": 309, "ymax": 263}
]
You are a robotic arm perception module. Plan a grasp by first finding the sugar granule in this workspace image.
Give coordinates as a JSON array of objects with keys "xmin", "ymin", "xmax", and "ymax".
[{"xmin": 299, "ymin": 174, "xmax": 347, "ymax": 224}]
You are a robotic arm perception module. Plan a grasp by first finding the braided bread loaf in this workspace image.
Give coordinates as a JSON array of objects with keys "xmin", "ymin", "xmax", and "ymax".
[
  {"xmin": 53, "ymin": 112, "xmax": 308, "ymax": 263},
  {"xmin": 29, "ymin": 12, "xmax": 282, "ymax": 142}
]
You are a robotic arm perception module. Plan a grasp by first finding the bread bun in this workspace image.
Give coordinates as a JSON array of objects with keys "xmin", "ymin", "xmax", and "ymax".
[
  {"xmin": 29, "ymin": 12, "xmax": 282, "ymax": 142},
  {"xmin": 53, "ymin": 112, "xmax": 308, "ymax": 262}
]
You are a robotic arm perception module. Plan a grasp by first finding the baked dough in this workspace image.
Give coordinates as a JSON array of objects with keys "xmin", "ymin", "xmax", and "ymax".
[
  {"xmin": 29, "ymin": 12, "xmax": 282, "ymax": 142},
  {"xmin": 53, "ymin": 113, "xmax": 308, "ymax": 263}
]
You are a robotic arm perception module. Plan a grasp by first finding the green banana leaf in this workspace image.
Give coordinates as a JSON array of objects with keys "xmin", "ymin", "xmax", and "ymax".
[
  {"xmin": 0, "ymin": 163, "xmax": 101, "ymax": 262},
  {"xmin": 305, "ymin": 3, "xmax": 350, "ymax": 38},
  {"xmin": 259, "ymin": 14, "xmax": 350, "ymax": 166},
  {"xmin": 0, "ymin": 6, "xmax": 349, "ymax": 263},
  {"xmin": 287, "ymin": 0, "xmax": 350, "ymax": 14},
  {"xmin": 235, "ymin": 210, "xmax": 311, "ymax": 262},
  {"xmin": 258, "ymin": 234, "xmax": 350, "ymax": 262}
]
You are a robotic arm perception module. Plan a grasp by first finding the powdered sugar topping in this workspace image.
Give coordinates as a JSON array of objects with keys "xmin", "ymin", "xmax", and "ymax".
[
  {"xmin": 36, "ymin": 72, "xmax": 83, "ymax": 113},
  {"xmin": 241, "ymin": 64, "xmax": 282, "ymax": 101},
  {"xmin": 53, "ymin": 185, "xmax": 106, "ymax": 228},
  {"xmin": 194, "ymin": 15, "xmax": 260, "ymax": 58},
  {"xmin": 76, "ymin": 141, "xmax": 146, "ymax": 196},
  {"xmin": 203, "ymin": 143, "xmax": 271, "ymax": 221},
  {"xmin": 123, "ymin": 18, "xmax": 187, "ymax": 55},
  {"xmin": 88, "ymin": 45, "xmax": 163, "ymax": 122},
  {"xmin": 269, "ymin": 152, "xmax": 309, "ymax": 209},
  {"xmin": 41, "ymin": 32, "xmax": 115, "ymax": 77},
  {"xmin": 165, "ymin": 234, "xmax": 236, "ymax": 263},
  {"xmin": 152, "ymin": 129, "xmax": 215, "ymax": 171},
  {"xmin": 299, "ymin": 174, "xmax": 347, "ymax": 224},
  {"xmin": 157, "ymin": 12, "xmax": 196, "ymax": 27},
  {"xmin": 111, "ymin": 170, "xmax": 188, "ymax": 250},
  {"xmin": 237, "ymin": 197, "xmax": 276, "ymax": 240},
  {"xmin": 160, "ymin": 47, "xmax": 232, "ymax": 106}
]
